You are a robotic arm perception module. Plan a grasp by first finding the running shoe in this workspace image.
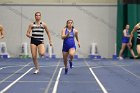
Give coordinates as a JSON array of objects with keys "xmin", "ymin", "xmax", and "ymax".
[
  {"xmin": 118, "ymin": 56, "xmax": 123, "ymax": 60},
  {"xmin": 69, "ymin": 60, "xmax": 73, "ymax": 69},
  {"xmin": 65, "ymin": 68, "xmax": 68, "ymax": 74},
  {"xmin": 34, "ymin": 69, "xmax": 39, "ymax": 74}
]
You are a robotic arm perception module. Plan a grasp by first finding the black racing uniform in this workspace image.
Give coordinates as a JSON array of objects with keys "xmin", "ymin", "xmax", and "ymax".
[{"xmin": 31, "ymin": 22, "xmax": 44, "ymax": 46}]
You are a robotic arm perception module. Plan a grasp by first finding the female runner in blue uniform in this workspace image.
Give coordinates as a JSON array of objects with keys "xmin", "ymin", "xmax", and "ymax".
[
  {"xmin": 61, "ymin": 19, "xmax": 80, "ymax": 74},
  {"xmin": 119, "ymin": 24, "xmax": 137, "ymax": 60},
  {"xmin": 26, "ymin": 12, "xmax": 52, "ymax": 74}
]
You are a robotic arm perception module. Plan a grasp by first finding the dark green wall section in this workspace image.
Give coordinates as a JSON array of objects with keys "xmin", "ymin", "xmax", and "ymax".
[{"xmin": 117, "ymin": 0, "xmax": 140, "ymax": 57}]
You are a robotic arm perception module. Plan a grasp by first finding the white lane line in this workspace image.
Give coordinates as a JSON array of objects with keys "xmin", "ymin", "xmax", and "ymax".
[
  {"xmin": 91, "ymin": 65, "xmax": 129, "ymax": 69},
  {"xmin": 0, "ymin": 62, "xmax": 31, "ymax": 85},
  {"xmin": 0, "ymin": 65, "xmax": 62, "ymax": 71},
  {"xmin": 40, "ymin": 65, "xmax": 60, "ymax": 68},
  {"xmin": 0, "ymin": 80, "xmax": 50, "ymax": 83},
  {"xmin": 48, "ymin": 65, "xmax": 87, "ymax": 93},
  {"xmin": 0, "ymin": 66, "xmax": 25, "ymax": 71},
  {"xmin": 44, "ymin": 60, "xmax": 61, "ymax": 93},
  {"xmin": 0, "ymin": 67, "xmax": 33, "ymax": 93},
  {"xmin": 84, "ymin": 59, "xmax": 108, "ymax": 93},
  {"xmin": 89, "ymin": 68, "xmax": 108, "ymax": 93},
  {"xmin": 118, "ymin": 66, "xmax": 140, "ymax": 79},
  {"xmin": 71, "ymin": 65, "xmax": 87, "ymax": 68},
  {"xmin": 0, "ymin": 64, "xmax": 72, "ymax": 69},
  {"xmin": 52, "ymin": 67, "xmax": 63, "ymax": 93}
]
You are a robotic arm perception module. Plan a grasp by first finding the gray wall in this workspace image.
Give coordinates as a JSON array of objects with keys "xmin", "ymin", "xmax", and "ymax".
[
  {"xmin": 0, "ymin": 4, "xmax": 117, "ymax": 58},
  {"xmin": 0, "ymin": 0, "xmax": 117, "ymax": 4}
]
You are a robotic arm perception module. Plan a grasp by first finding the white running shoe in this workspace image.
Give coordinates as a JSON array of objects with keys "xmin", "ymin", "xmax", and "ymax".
[
  {"xmin": 119, "ymin": 56, "xmax": 123, "ymax": 60},
  {"xmin": 34, "ymin": 69, "xmax": 39, "ymax": 74}
]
